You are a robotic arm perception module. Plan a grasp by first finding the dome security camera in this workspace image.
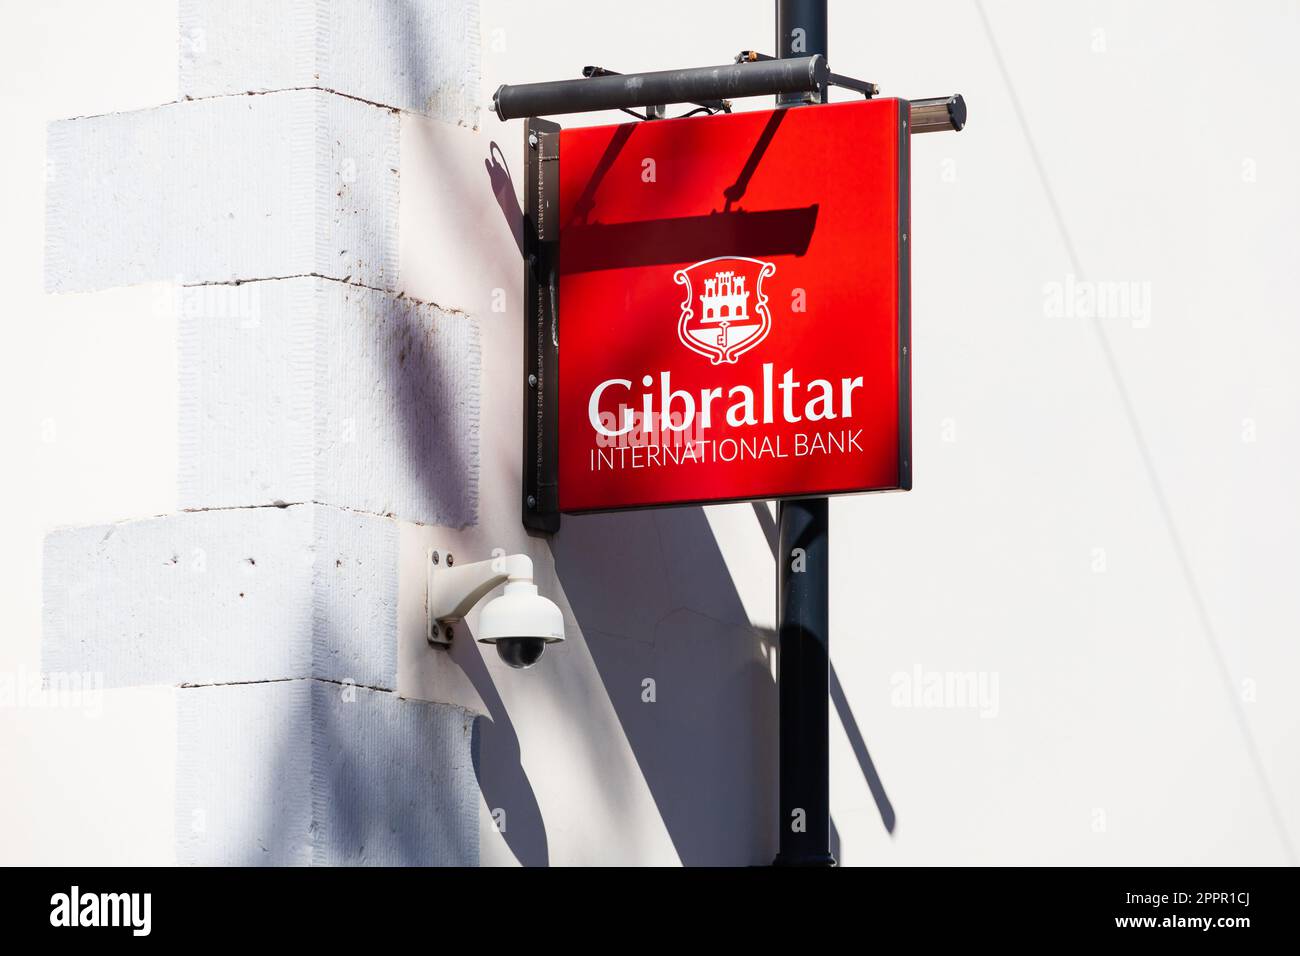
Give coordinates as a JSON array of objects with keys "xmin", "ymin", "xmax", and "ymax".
[{"xmin": 426, "ymin": 551, "xmax": 564, "ymax": 669}]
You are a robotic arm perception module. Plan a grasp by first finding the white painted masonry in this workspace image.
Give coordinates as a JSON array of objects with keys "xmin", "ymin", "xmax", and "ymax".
[
  {"xmin": 43, "ymin": 505, "xmax": 401, "ymax": 689},
  {"xmin": 32, "ymin": 0, "xmax": 489, "ymax": 866},
  {"xmin": 47, "ymin": 90, "xmax": 400, "ymax": 292},
  {"xmin": 4, "ymin": 0, "xmax": 1298, "ymax": 866},
  {"xmin": 177, "ymin": 681, "xmax": 478, "ymax": 865},
  {"xmin": 177, "ymin": 278, "xmax": 480, "ymax": 525},
  {"xmin": 178, "ymin": 0, "xmax": 481, "ymax": 123}
]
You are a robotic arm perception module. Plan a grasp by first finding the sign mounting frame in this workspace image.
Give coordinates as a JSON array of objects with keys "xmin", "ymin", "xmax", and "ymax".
[
  {"xmin": 522, "ymin": 100, "xmax": 912, "ymax": 532},
  {"xmin": 522, "ymin": 117, "xmax": 562, "ymax": 534}
]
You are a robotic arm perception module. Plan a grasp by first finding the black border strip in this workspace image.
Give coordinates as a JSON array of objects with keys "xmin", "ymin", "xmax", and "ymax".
[
  {"xmin": 898, "ymin": 97, "xmax": 913, "ymax": 491},
  {"xmin": 522, "ymin": 117, "xmax": 561, "ymax": 534}
]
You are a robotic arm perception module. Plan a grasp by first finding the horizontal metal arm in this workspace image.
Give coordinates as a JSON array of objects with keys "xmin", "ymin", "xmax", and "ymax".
[
  {"xmin": 910, "ymin": 94, "xmax": 967, "ymax": 133},
  {"xmin": 583, "ymin": 65, "xmax": 730, "ymax": 114},
  {"xmin": 737, "ymin": 51, "xmax": 877, "ymax": 99},
  {"xmin": 491, "ymin": 55, "xmax": 829, "ymax": 121},
  {"xmin": 734, "ymin": 50, "xmax": 964, "ymax": 133},
  {"xmin": 828, "ymin": 71, "xmax": 879, "ymax": 98},
  {"xmin": 428, "ymin": 553, "xmax": 534, "ymax": 623}
]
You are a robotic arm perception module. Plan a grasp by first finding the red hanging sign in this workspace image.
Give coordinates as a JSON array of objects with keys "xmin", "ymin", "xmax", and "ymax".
[{"xmin": 555, "ymin": 97, "xmax": 911, "ymax": 512}]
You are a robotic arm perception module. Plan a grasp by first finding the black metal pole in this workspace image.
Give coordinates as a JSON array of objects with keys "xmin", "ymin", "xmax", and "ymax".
[
  {"xmin": 776, "ymin": 0, "xmax": 828, "ymax": 107},
  {"xmin": 775, "ymin": 497, "xmax": 832, "ymax": 865},
  {"xmin": 774, "ymin": 0, "xmax": 834, "ymax": 868}
]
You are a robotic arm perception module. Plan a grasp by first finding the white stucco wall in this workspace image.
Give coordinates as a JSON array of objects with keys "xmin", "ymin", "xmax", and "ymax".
[{"xmin": 1, "ymin": 0, "xmax": 1296, "ymax": 866}]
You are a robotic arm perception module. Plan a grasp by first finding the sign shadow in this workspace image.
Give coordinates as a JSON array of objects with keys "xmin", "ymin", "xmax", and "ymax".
[{"xmin": 550, "ymin": 506, "xmax": 779, "ymax": 865}]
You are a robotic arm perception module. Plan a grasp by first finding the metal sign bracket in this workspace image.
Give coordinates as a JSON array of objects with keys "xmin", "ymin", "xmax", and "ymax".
[{"xmin": 522, "ymin": 117, "xmax": 562, "ymax": 534}]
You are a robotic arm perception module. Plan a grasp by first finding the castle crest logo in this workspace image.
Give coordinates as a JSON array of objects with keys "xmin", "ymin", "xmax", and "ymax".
[{"xmin": 674, "ymin": 256, "xmax": 777, "ymax": 365}]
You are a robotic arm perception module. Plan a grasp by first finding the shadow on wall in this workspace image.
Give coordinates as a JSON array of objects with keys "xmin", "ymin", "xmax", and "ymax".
[
  {"xmin": 482, "ymin": 119, "xmax": 782, "ymax": 849},
  {"xmin": 749, "ymin": 502, "xmax": 898, "ymax": 845},
  {"xmin": 472, "ymin": 136, "xmax": 896, "ymax": 865},
  {"xmin": 366, "ymin": 131, "xmax": 895, "ymax": 865},
  {"xmin": 459, "ymin": 633, "xmax": 551, "ymax": 867},
  {"xmin": 550, "ymin": 506, "xmax": 780, "ymax": 866},
  {"xmin": 180, "ymin": 681, "xmax": 479, "ymax": 866},
  {"xmin": 547, "ymin": 505, "xmax": 897, "ymax": 864},
  {"xmin": 486, "ymin": 141, "xmax": 525, "ymax": 258},
  {"xmin": 379, "ymin": 287, "xmax": 479, "ymax": 529}
]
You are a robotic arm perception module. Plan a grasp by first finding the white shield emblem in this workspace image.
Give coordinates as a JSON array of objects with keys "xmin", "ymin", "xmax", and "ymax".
[{"xmin": 674, "ymin": 256, "xmax": 777, "ymax": 365}]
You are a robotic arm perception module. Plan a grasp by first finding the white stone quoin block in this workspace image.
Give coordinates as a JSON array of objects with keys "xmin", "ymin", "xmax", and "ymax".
[
  {"xmin": 178, "ymin": 277, "xmax": 480, "ymax": 527},
  {"xmin": 176, "ymin": 680, "xmax": 479, "ymax": 865},
  {"xmin": 45, "ymin": 89, "xmax": 398, "ymax": 293},
  {"xmin": 38, "ymin": 0, "xmax": 490, "ymax": 868},
  {"xmin": 179, "ymin": 0, "xmax": 481, "ymax": 125},
  {"xmin": 43, "ymin": 504, "xmax": 401, "ymax": 689}
]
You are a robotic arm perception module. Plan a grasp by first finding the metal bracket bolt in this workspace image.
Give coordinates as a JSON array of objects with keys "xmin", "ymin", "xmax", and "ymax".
[{"xmin": 426, "ymin": 550, "xmax": 456, "ymax": 645}]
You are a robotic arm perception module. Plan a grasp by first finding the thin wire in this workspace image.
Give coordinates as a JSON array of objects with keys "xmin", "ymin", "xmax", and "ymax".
[
  {"xmin": 974, "ymin": 0, "xmax": 1297, "ymax": 864},
  {"xmin": 619, "ymin": 106, "xmax": 726, "ymax": 122}
]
